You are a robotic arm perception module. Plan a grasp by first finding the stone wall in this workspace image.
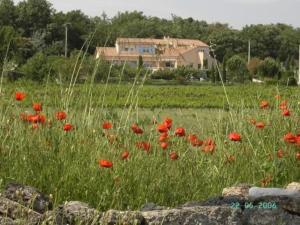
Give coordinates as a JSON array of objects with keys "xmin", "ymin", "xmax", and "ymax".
[{"xmin": 0, "ymin": 182, "xmax": 299, "ymax": 225}]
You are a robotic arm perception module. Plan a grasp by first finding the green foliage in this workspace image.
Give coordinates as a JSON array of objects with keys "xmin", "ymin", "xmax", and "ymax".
[
  {"xmin": 227, "ymin": 55, "xmax": 248, "ymax": 83},
  {"xmin": 20, "ymin": 52, "xmax": 51, "ymax": 82},
  {"xmin": 151, "ymin": 66, "xmax": 201, "ymax": 81},
  {"xmin": 16, "ymin": 0, "xmax": 52, "ymax": 36},
  {"xmin": 258, "ymin": 57, "xmax": 281, "ymax": 79},
  {"xmin": 208, "ymin": 29, "xmax": 243, "ymax": 62},
  {"xmin": 0, "ymin": 1, "xmax": 299, "ymax": 83},
  {"xmin": 247, "ymin": 57, "xmax": 262, "ymax": 78},
  {"xmin": 0, "ymin": 0, "xmax": 16, "ymax": 27}
]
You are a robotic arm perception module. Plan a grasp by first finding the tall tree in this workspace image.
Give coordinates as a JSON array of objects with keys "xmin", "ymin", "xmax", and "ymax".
[
  {"xmin": 16, "ymin": 0, "xmax": 52, "ymax": 36},
  {"xmin": 0, "ymin": 0, "xmax": 16, "ymax": 27}
]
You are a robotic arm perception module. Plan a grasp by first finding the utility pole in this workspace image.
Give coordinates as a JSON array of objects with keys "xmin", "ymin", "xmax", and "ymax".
[
  {"xmin": 64, "ymin": 23, "xmax": 71, "ymax": 57},
  {"xmin": 248, "ymin": 39, "xmax": 251, "ymax": 64}
]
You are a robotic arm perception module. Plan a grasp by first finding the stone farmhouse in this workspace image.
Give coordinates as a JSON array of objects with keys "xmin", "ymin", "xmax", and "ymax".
[{"xmin": 95, "ymin": 37, "xmax": 213, "ymax": 70}]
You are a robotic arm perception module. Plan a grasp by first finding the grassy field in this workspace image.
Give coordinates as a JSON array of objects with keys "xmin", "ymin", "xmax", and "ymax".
[{"xmin": 0, "ymin": 81, "xmax": 300, "ymax": 211}]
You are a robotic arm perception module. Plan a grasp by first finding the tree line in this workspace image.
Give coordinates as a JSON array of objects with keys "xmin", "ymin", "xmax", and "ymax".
[{"xmin": 0, "ymin": 0, "xmax": 299, "ymax": 84}]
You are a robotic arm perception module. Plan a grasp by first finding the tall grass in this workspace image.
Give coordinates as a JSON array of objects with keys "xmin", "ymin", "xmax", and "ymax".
[
  {"xmin": 0, "ymin": 37, "xmax": 299, "ymax": 212},
  {"xmin": 0, "ymin": 82, "xmax": 299, "ymax": 211}
]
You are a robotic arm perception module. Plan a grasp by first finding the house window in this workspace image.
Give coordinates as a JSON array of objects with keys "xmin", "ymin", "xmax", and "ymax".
[
  {"xmin": 124, "ymin": 47, "xmax": 129, "ymax": 51},
  {"xmin": 138, "ymin": 46, "xmax": 155, "ymax": 54},
  {"xmin": 165, "ymin": 61, "xmax": 175, "ymax": 68}
]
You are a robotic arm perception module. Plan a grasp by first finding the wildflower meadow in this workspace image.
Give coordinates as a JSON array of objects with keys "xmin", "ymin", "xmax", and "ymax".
[{"xmin": 0, "ymin": 81, "xmax": 299, "ymax": 211}]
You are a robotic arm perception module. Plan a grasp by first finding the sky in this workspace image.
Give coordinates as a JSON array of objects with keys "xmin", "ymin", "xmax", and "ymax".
[{"xmin": 13, "ymin": 0, "xmax": 300, "ymax": 29}]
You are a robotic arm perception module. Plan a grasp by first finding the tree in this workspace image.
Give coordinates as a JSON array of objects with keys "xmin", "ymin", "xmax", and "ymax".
[
  {"xmin": 247, "ymin": 58, "xmax": 262, "ymax": 78},
  {"xmin": 20, "ymin": 52, "xmax": 51, "ymax": 81},
  {"xmin": 227, "ymin": 55, "xmax": 248, "ymax": 83},
  {"xmin": 208, "ymin": 29, "xmax": 243, "ymax": 62},
  {"xmin": 16, "ymin": 0, "xmax": 52, "ymax": 36},
  {"xmin": 258, "ymin": 57, "xmax": 281, "ymax": 80},
  {"xmin": 0, "ymin": 0, "xmax": 16, "ymax": 27},
  {"xmin": 138, "ymin": 55, "xmax": 143, "ymax": 69}
]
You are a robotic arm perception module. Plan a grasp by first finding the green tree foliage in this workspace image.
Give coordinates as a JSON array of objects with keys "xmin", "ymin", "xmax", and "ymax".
[
  {"xmin": 0, "ymin": 0, "xmax": 300, "ymax": 83},
  {"xmin": 0, "ymin": 0, "xmax": 16, "ymax": 27},
  {"xmin": 16, "ymin": 0, "xmax": 52, "ymax": 36},
  {"xmin": 208, "ymin": 29, "xmax": 243, "ymax": 62},
  {"xmin": 258, "ymin": 57, "xmax": 281, "ymax": 79},
  {"xmin": 20, "ymin": 52, "xmax": 51, "ymax": 82},
  {"xmin": 227, "ymin": 55, "xmax": 248, "ymax": 83}
]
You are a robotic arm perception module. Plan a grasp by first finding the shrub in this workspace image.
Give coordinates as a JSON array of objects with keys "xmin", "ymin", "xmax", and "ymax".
[
  {"xmin": 20, "ymin": 52, "xmax": 51, "ymax": 82},
  {"xmin": 258, "ymin": 57, "xmax": 281, "ymax": 79},
  {"xmin": 227, "ymin": 55, "xmax": 248, "ymax": 83}
]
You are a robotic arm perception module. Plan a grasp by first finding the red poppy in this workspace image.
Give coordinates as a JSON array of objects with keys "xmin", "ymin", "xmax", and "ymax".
[
  {"xmin": 187, "ymin": 134, "xmax": 197, "ymax": 141},
  {"xmin": 228, "ymin": 132, "xmax": 241, "ymax": 142},
  {"xmin": 38, "ymin": 114, "xmax": 46, "ymax": 124},
  {"xmin": 277, "ymin": 149, "xmax": 284, "ymax": 158},
  {"xmin": 163, "ymin": 117, "xmax": 172, "ymax": 129},
  {"xmin": 188, "ymin": 135, "xmax": 203, "ymax": 146},
  {"xmin": 99, "ymin": 159, "xmax": 113, "ymax": 168},
  {"xmin": 15, "ymin": 92, "xmax": 26, "ymax": 101},
  {"xmin": 283, "ymin": 132, "xmax": 296, "ymax": 143},
  {"xmin": 159, "ymin": 132, "xmax": 169, "ymax": 142},
  {"xmin": 260, "ymin": 100, "xmax": 269, "ymax": 109},
  {"xmin": 279, "ymin": 100, "xmax": 288, "ymax": 110},
  {"xmin": 33, "ymin": 103, "xmax": 42, "ymax": 112},
  {"xmin": 121, "ymin": 150, "xmax": 129, "ymax": 160},
  {"xmin": 27, "ymin": 114, "xmax": 39, "ymax": 123},
  {"xmin": 255, "ymin": 122, "xmax": 265, "ymax": 129},
  {"xmin": 136, "ymin": 141, "xmax": 151, "ymax": 152},
  {"xmin": 55, "ymin": 111, "xmax": 67, "ymax": 120},
  {"xmin": 282, "ymin": 109, "xmax": 290, "ymax": 116},
  {"xmin": 296, "ymin": 152, "xmax": 300, "ymax": 160},
  {"xmin": 63, "ymin": 123, "xmax": 73, "ymax": 131},
  {"xmin": 169, "ymin": 151, "xmax": 179, "ymax": 160},
  {"xmin": 131, "ymin": 124, "xmax": 143, "ymax": 134},
  {"xmin": 202, "ymin": 139, "xmax": 216, "ymax": 153},
  {"xmin": 175, "ymin": 127, "xmax": 185, "ymax": 137},
  {"xmin": 160, "ymin": 142, "xmax": 168, "ymax": 150},
  {"xmin": 191, "ymin": 138, "xmax": 204, "ymax": 147},
  {"xmin": 157, "ymin": 124, "xmax": 168, "ymax": 133},
  {"xmin": 102, "ymin": 121, "xmax": 112, "ymax": 129}
]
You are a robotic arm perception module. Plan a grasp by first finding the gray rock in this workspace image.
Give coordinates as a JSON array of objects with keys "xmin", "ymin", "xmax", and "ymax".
[
  {"xmin": 0, "ymin": 216, "xmax": 16, "ymax": 225},
  {"xmin": 242, "ymin": 208, "xmax": 300, "ymax": 225},
  {"xmin": 189, "ymin": 196, "xmax": 246, "ymax": 208},
  {"xmin": 141, "ymin": 206, "xmax": 243, "ymax": 225},
  {"xmin": 3, "ymin": 183, "xmax": 52, "ymax": 213},
  {"xmin": 100, "ymin": 209, "xmax": 145, "ymax": 225},
  {"xmin": 249, "ymin": 187, "xmax": 299, "ymax": 198},
  {"xmin": 43, "ymin": 201, "xmax": 102, "ymax": 225},
  {"xmin": 250, "ymin": 195, "xmax": 300, "ymax": 215},
  {"xmin": 0, "ymin": 197, "xmax": 42, "ymax": 225},
  {"xmin": 222, "ymin": 183, "xmax": 252, "ymax": 199},
  {"xmin": 286, "ymin": 182, "xmax": 300, "ymax": 191}
]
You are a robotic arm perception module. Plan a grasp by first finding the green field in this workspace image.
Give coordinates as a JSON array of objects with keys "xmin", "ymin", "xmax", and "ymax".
[{"xmin": 0, "ymin": 82, "xmax": 299, "ymax": 211}]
